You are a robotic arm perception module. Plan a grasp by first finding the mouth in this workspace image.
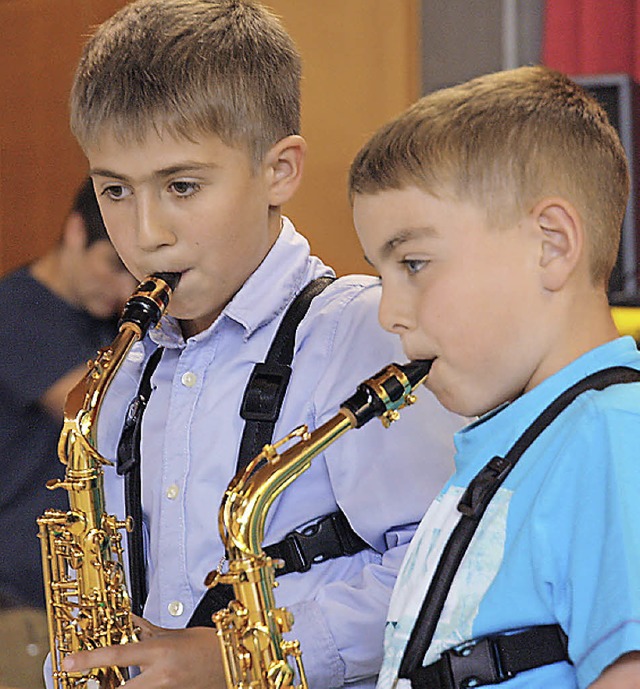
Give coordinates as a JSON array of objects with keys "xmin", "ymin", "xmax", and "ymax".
[
  {"xmin": 146, "ymin": 268, "xmax": 190, "ymax": 285},
  {"xmin": 406, "ymin": 351, "xmax": 435, "ymax": 364}
]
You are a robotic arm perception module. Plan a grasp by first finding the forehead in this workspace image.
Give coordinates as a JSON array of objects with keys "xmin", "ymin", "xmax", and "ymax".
[
  {"xmin": 353, "ymin": 186, "xmax": 463, "ymax": 238},
  {"xmin": 352, "ymin": 186, "xmax": 502, "ymax": 266},
  {"xmin": 86, "ymin": 126, "xmax": 251, "ymax": 179}
]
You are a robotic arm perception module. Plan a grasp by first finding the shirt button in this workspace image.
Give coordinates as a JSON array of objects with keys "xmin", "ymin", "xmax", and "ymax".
[
  {"xmin": 181, "ymin": 371, "xmax": 197, "ymax": 387},
  {"xmin": 167, "ymin": 600, "xmax": 184, "ymax": 617},
  {"xmin": 166, "ymin": 484, "xmax": 180, "ymax": 500}
]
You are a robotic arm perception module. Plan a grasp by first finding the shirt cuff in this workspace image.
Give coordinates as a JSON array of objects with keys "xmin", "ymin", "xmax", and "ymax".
[{"xmin": 287, "ymin": 598, "xmax": 345, "ymax": 688}]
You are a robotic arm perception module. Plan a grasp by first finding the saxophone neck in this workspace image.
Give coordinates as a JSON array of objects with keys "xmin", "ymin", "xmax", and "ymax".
[
  {"xmin": 61, "ymin": 326, "xmax": 140, "ymax": 450},
  {"xmin": 219, "ymin": 359, "xmax": 432, "ymax": 559},
  {"xmin": 221, "ymin": 413, "xmax": 354, "ymax": 558},
  {"xmin": 60, "ymin": 273, "xmax": 181, "ymax": 458}
]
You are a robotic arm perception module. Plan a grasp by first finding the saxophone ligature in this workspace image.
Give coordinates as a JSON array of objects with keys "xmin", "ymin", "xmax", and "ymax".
[
  {"xmin": 38, "ymin": 272, "xmax": 180, "ymax": 689},
  {"xmin": 206, "ymin": 360, "xmax": 432, "ymax": 689}
]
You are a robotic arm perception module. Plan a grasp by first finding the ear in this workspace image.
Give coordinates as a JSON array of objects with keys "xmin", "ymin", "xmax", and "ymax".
[
  {"xmin": 263, "ymin": 134, "xmax": 306, "ymax": 206},
  {"xmin": 534, "ymin": 197, "xmax": 584, "ymax": 291},
  {"xmin": 61, "ymin": 212, "xmax": 89, "ymax": 252}
]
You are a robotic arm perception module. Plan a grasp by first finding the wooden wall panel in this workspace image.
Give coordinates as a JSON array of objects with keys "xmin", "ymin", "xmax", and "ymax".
[
  {"xmin": 0, "ymin": 0, "xmax": 420, "ymax": 277},
  {"xmin": 0, "ymin": 0, "xmax": 128, "ymax": 275},
  {"xmin": 267, "ymin": 0, "xmax": 421, "ymax": 275}
]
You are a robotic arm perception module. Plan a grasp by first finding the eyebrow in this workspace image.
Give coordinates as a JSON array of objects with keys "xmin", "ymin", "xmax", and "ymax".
[
  {"xmin": 90, "ymin": 162, "xmax": 215, "ymax": 181},
  {"xmin": 378, "ymin": 226, "xmax": 438, "ymax": 260},
  {"xmin": 362, "ymin": 226, "xmax": 438, "ymax": 268}
]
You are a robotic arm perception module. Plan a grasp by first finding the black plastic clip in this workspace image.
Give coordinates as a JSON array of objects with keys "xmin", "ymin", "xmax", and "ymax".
[
  {"xmin": 443, "ymin": 636, "xmax": 511, "ymax": 688},
  {"xmin": 240, "ymin": 362, "xmax": 293, "ymax": 422},
  {"xmin": 457, "ymin": 456, "xmax": 511, "ymax": 518},
  {"xmin": 267, "ymin": 512, "xmax": 367, "ymax": 575}
]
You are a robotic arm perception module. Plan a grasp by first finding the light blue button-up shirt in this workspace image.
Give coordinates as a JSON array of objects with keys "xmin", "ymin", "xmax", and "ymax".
[{"xmin": 95, "ymin": 219, "xmax": 461, "ymax": 688}]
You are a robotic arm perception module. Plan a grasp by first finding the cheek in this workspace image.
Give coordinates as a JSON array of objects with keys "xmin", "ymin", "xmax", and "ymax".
[{"xmin": 98, "ymin": 205, "xmax": 132, "ymax": 252}]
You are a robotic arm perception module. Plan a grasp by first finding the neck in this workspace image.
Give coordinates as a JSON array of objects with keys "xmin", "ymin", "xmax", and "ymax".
[{"xmin": 525, "ymin": 286, "xmax": 620, "ymax": 394}]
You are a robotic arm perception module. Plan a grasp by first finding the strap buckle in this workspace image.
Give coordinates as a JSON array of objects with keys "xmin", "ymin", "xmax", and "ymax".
[
  {"xmin": 442, "ymin": 636, "xmax": 511, "ymax": 688},
  {"xmin": 239, "ymin": 362, "xmax": 292, "ymax": 422},
  {"xmin": 275, "ymin": 512, "xmax": 367, "ymax": 573}
]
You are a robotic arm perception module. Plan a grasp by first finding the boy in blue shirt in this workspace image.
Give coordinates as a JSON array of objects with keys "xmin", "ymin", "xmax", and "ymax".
[
  {"xmin": 55, "ymin": 1, "xmax": 460, "ymax": 688},
  {"xmin": 349, "ymin": 65, "xmax": 640, "ymax": 688}
]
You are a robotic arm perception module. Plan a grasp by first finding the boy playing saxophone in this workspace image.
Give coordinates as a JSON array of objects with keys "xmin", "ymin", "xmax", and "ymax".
[
  {"xmin": 350, "ymin": 65, "xmax": 640, "ymax": 688},
  {"xmin": 53, "ymin": 1, "xmax": 461, "ymax": 687}
]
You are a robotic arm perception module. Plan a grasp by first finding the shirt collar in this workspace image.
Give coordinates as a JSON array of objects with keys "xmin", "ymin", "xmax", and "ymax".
[{"xmin": 149, "ymin": 217, "xmax": 312, "ymax": 348}]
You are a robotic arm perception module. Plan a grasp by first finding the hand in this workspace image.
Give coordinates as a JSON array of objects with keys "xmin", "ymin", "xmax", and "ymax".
[{"xmin": 61, "ymin": 615, "xmax": 227, "ymax": 688}]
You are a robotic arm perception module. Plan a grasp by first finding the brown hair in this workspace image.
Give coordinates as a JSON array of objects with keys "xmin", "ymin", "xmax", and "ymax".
[
  {"xmin": 70, "ymin": 0, "xmax": 301, "ymax": 165},
  {"xmin": 349, "ymin": 66, "xmax": 630, "ymax": 285}
]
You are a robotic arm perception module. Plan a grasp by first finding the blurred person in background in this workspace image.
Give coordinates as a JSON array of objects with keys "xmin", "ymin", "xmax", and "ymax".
[{"xmin": 0, "ymin": 178, "xmax": 135, "ymax": 689}]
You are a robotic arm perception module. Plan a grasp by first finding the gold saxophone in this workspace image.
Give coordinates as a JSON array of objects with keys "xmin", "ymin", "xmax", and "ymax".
[
  {"xmin": 38, "ymin": 272, "xmax": 180, "ymax": 689},
  {"xmin": 205, "ymin": 360, "xmax": 432, "ymax": 689}
]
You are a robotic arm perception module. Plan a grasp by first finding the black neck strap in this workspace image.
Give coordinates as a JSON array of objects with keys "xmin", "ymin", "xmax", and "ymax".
[
  {"xmin": 116, "ymin": 345, "xmax": 164, "ymax": 617},
  {"xmin": 399, "ymin": 365, "xmax": 640, "ymax": 682},
  {"xmin": 237, "ymin": 276, "xmax": 335, "ymax": 469}
]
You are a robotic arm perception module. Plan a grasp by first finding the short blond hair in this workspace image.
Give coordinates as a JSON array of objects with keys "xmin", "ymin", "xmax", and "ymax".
[
  {"xmin": 70, "ymin": 0, "xmax": 301, "ymax": 165},
  {"xmin": 349, "ymin": 66, "xmax": 630, "ymax": 285}
]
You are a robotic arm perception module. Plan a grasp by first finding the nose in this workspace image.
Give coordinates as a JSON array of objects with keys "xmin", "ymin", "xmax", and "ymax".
[
  {"xmin": 136, "ymin": 193, "xmax": 176, "ymax": 252},
  {"xmin": 377, "ymin": 279, "xmax": 413, "ymax": 335}
]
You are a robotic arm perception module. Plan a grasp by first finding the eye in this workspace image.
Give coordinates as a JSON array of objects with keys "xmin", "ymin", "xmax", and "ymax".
[
  {"xmin": 101, "ymin": 184, "xmax": 132, "ymax": 201},
  {"xmin": 169, "ymin": 180, "xmax": 200, "ymax": 197},
  {"xmin": 401, "ymin": 258, "xmax": 428, "ymax": 275}
]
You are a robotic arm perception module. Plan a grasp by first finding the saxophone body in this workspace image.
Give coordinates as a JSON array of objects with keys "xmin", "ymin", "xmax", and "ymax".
[
  {"xmin": 38, "ymin": 272, "xmax": 180, "ymax": 689},
  {"xmin": 206, "ymin": 360, "xmax": 432, "ymax": 689}
]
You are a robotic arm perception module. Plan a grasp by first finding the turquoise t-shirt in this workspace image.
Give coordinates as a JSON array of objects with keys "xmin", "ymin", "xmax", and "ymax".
[{"xmin": 379, "ymin": 337, "xmax": 640, "ymax": 689}]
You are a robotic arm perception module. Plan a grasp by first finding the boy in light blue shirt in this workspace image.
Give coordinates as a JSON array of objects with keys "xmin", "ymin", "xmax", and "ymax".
[
  {"xmin": 350, "ymin": 66, "xmax": 640, "ymax": 688},
  {"xmin": 53, "ymin": 1, "xmax": 461, "ymax": 688}
]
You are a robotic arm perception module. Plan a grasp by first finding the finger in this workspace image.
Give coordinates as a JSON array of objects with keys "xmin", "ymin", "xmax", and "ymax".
[
  {"xmin": 62, "ymin": 642, "xmax": 144, "ymax": 674},
  {"xmin": 132, "ymin": 615, "xmax": 162, "ymax": 640}
]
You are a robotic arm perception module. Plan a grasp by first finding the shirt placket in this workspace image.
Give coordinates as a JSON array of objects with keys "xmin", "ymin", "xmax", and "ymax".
[{"xmin": 157, "ymin": 342, "xmax": 204, "ymax": 626}]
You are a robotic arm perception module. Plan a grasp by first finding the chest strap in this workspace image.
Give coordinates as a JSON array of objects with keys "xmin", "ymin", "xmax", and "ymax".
[
  {"xmin": 236, "ymin": 275, "xmax": 335, "ymax": 470},
  {"xmin": 399, "ymin": 365, "xmax": 640, "ymax": 688},
  {"xmin": 116, "ymin": 345, "xmax": 164, "ymax": 617},
  {"xmin": 410, "ymin": 625, "xmax": 568, "ymax": 689}
]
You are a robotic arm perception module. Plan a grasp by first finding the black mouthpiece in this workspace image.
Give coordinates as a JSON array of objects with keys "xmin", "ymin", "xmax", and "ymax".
[
  {"xmin": 399, "ymin": 359, "xmax": 433, "ymax": 387},
  {"xmin": 118, "ymin": 272, "xmax": 181, "ymax": 336},
  {"xmin": 341, "ymin": 360, "xmax": 432, "ymax": 428},
  {"xmin": 153, "ymin": 271, "xmax": 181, "ymax": 291}
]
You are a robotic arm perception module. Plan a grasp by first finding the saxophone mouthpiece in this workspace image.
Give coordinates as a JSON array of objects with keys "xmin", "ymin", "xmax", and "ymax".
[
  {"xmin": 118, "ymin": 272, "xmax": 182, "ymax": 336},
  {"xmin": 341, "ymin": 359, "xmax": 432, "ymax": 428},
  {"xmin": 400, "ymin": 359, "xmax": 433, "ymax": 387},
  {"xmin": 152, "ymin": 271, "xmax": 182, "ymax": 291}
]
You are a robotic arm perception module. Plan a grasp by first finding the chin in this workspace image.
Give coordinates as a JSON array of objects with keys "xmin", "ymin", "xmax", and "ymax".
[{"xmin": 425, "ymin": 374, "xmax": 468, "ymax": 417}]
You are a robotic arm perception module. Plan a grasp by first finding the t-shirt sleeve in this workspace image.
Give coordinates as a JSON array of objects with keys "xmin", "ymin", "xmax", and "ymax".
[
  {"xmin": 544, "ymin": 400, "xmax": 640, "ymax": 688},
  {"xmin": 0, "ymin": 278, "xmax": 112, "ymax": 407}
]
